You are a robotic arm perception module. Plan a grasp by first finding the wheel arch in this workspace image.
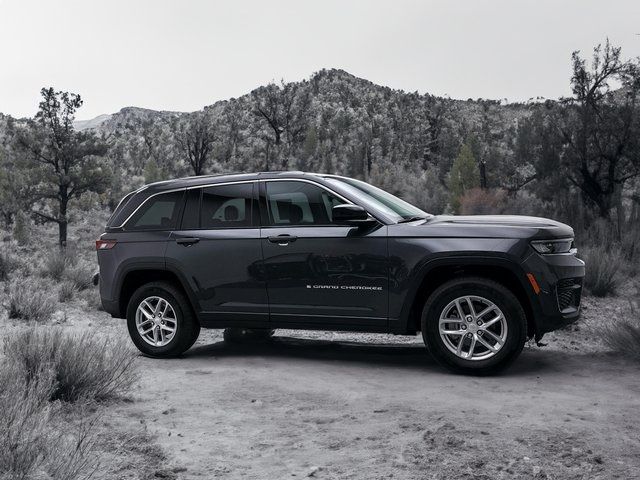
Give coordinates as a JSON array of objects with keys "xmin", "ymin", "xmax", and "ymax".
[
  {"xmin": 116, "ymin": 266, "xmax": 200, "ymax": 321},
  {"xmin": 399, "ymin": 256, "xmax": 537, "ymax": 338}
]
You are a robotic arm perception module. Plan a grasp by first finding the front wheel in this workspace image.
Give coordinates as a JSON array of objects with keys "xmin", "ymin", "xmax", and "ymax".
[
  {"xmin": 126, "ymin": 282, "xmax": 200, "ymax": 357},
  {"xmin": 421, "ymin": 277, "xmax": 527, "ymax": 375}
]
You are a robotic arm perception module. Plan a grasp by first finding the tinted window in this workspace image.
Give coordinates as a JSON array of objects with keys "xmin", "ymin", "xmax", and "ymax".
[
  {"xmin": 200, "ymin": 183, "xmax": 255, "ymax": 229},
  {"xmin": 126, "ymin": 190, "xmax": 184, "ymax": 231},
  {"xmin": 265, "ymin": 181, "xmax": 345, "ymax": 226},
  {"xmin": 107, "ymin": 190, "xmax": 137, "ymax": 227}
]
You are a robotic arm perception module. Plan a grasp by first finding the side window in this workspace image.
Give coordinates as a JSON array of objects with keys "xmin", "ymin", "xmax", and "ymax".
[
  {"xmin": 199, "ymin": 183, "xmax": 255, "ymax": 229},
  {"xmin": 265, "ymin": 181, "xmax": 345, "ymax": 226},
  {"xmin": 126, "ymin": 190, "xmax": 184, "ymax": 231}
]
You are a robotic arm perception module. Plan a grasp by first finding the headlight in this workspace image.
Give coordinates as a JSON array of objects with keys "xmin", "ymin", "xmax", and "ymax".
[{"xmin": 531, "ymin": 239, "xmax": 575, "ymax": 255}]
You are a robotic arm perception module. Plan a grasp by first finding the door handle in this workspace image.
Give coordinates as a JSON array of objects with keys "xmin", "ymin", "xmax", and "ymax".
[
  {"xmin": 176, "ymin": 237, "xmax": 200, "ymax": 246},
  {"xmin": 268, "ymin": 234, "xmax": 298, "ymax": 245}
]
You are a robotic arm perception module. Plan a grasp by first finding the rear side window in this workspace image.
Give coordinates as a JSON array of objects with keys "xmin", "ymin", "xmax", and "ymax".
[
  {"xmin": 106, "ymin": 190, "xmax": 137, "ymax": 227},
  {"xmin": 180, "ymin": 183, "xmax": 256, "ymax": 229},
  {"xmin": 125, "ymin": 191, "xmax": 184, "ymax": 231}
]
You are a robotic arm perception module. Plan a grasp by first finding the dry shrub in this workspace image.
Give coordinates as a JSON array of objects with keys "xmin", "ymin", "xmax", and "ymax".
[
  {"xmin": 581, "ymin": 218, "xmax": 618, "ymax": 249},
  {"xmin": 41, "ymin": 249, "xmax": 96, "ymax": 291},
  {"xmin": 500, "ymin": 190, "xmax": 546, "ymax": 217},
  {"xmin": 3, "ymin": 327, "xmax": 138, "ymax": 403},
  {"xmin": 0, "ymin": 357, "xmax": 98, "ymax": 479},
  {"xmin": 460, "ymin": 188, "xmax": 548, "ymax": 217},
  {"xmin": 7, "ymin": 278, "xmax": 57, "ymax": 322},
  {"xmin": 63, "ymin": 260, "xmax": 95, "ymax": 291},
  {"xmin": 0, "ymin": 362, "xmax": 53, "ymax": 478},
  {"xmin": 459, "ymin": 188, "xmax": 507, "ymax": 215},
  {"xmin": 43, "ymin": 253, "xmax": 71, "ymax": 280},
  {"xmin": 79, "ymin": 286, "xmax": 104, "ymax": 312},
  {"xmin": 59, "ymin": 280, "xmax": 78, "ymax": 303},
  {"xmin": 0, "ymin": 250, "xmax": 19, "ymax": 281},
  {"xmin": 621, "ymin": 225, "xmax": 640, "ymax": 275},
  {"xmin": 12, "ymin": 210, "xmax": 31, "ymax": 246},
  {"xmin": 600, "ymin": 298, "xmax": 640, "ymax": 361},
  {"xmin": 580, "ymin": 246, "xmax": 622, "ymax": 297}
]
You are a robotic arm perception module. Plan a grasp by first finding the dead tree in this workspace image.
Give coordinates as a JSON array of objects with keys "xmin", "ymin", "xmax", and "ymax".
[{"xmin": 175, "ymin": 113, "xmax": 214, "ymax": 176}]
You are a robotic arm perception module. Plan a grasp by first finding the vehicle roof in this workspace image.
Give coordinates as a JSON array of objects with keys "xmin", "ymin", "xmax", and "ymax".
[{"xmin": 142, "ymin": 171, "xmax": 333, "ymax": 193}]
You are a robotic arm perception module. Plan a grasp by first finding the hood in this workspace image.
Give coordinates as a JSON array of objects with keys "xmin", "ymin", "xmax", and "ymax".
[{"xmin": 390, "ymin": 215, "xmax": 574, "ymax": 240}]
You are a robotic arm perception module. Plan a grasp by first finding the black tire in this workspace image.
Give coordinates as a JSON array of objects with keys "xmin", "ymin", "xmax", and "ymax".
[
  {"xmin": 126, "ymin": 281, "xmax": 200, "ymax": 357},
  {"xmin": 421, "ymin": 277, "xmax": 527, "ymax": 375},
  {"xmin": 223, "ymin": 328, "xmax": 275, "ymax": 344}
]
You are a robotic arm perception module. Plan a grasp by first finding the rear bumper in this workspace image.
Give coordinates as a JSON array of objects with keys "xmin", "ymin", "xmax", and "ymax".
[
  {"xmin": 522, "ymin": 251, "xmax": 585, "ymax": 336},
  {"xmin": 101, "ymin": 298, "xmax": 121, "ymax": 318}
]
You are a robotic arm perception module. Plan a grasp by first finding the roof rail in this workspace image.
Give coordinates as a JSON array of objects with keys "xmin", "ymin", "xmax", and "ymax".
[{"xmin": 256, "ymin": 170, "xmax": 305, "ymax": 175}]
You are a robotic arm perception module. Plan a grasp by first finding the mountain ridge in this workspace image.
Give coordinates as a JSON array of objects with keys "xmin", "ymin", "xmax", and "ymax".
[{"xmin": 73, "ymin": 68, "xmax": 531, "ymax": 131}]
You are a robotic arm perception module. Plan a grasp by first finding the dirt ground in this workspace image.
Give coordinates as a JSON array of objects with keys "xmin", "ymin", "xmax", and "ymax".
[
  {"xmin": 4, "ymin": 292, "xmax": 640, "ymax": 479},
  {"xmin": 77, "ymin": 293, "xmax": 637, "ymax": 480}
]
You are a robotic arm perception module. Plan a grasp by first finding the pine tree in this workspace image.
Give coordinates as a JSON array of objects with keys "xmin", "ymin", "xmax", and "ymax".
[
  {"xmin": 13, "ymin": 88, "xmax": 110, "ymax": 247},
  {"xmin": 448, "ymin": 142, "xmax": 480, "ymax": 213},
  {"xmin": 144, "ymin": 158, "xmax": 165, "ymax": 184}
]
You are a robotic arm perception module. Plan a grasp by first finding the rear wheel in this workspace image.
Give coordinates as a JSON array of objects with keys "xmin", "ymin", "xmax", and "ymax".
[
  {"xmin": 126, "ymin": 282, "xmax": 200, "ymax": 357},
  {"xmin": 421, "ymin": 277, "xmax": 526, "ymax": 375}
]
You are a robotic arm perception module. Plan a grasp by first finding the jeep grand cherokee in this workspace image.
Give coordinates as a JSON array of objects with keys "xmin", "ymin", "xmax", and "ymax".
[{"xmin": 96, "ymin": 172, "xmax": 585, "ymax": 374}]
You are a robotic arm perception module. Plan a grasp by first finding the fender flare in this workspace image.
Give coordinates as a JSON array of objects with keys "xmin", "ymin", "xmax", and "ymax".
[
  {"xmin": 396, "ymin": 253, "xmax": 540, "ymax": 333},
  {"xmin": 113, "ymin": 260, "xmax": 201, "ymax": 318}
]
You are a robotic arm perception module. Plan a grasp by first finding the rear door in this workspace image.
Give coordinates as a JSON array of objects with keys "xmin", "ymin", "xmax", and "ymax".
[
  {"xmin": 259, "ymin": 179, "xmax": 389, "ymax": 328},
  {"xmin": 165, "ymin": 181, "xmax": 268, "ymax": 326},
  {"xmin": 99, "ymin": 189, "xmax": 185, "ymax": 313}
]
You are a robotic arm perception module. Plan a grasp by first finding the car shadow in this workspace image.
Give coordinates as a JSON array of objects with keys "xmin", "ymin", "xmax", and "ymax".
[{"xmin": 180, "ymin": 335, "xmax": 582, "ymax": 377}]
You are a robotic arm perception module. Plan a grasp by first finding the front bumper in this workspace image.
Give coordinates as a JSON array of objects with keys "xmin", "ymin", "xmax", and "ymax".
[{"xmin": 522, "ymin": 251, "xmax": 585, "ymax": 336}]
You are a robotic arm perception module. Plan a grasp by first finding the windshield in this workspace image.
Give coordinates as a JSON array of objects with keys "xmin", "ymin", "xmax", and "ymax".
[{"xmin": 324, "ymin": 176, "xmax": 429, "ymax": 222}]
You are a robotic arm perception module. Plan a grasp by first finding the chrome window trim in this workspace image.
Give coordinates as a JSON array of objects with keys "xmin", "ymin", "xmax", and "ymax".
[
  {"xmin": 106, "ymin": 185, "xmax": 147, "ymax": 226},
  {"xmin": 115, "ymin": 177, "xmax": 384, "ymax": 230}
]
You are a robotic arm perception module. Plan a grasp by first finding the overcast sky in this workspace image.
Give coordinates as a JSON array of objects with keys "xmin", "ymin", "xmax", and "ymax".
[{"xmin": 1, "ymin": 0, "xmax": 639, "ymax": 120}]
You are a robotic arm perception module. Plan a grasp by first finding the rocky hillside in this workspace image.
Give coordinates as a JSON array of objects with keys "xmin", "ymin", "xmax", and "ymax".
[{"xmin": 69, "ymin": 69, "xmax": 537, "ymax": 213}]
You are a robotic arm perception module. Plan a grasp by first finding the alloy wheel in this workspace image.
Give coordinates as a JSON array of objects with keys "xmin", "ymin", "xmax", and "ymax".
[
  {"xmin": 135, "ymin": 296, "xmax": 178, "ymax": 347},
  {"xmin": 438, "ymin": 295, "xmax": 508, "ymax": 361}
]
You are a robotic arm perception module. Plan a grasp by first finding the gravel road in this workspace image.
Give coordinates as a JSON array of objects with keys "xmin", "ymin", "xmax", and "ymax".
[{"xmin": 109, "ymin": 326, "xmax": 640, "ymax": 480}]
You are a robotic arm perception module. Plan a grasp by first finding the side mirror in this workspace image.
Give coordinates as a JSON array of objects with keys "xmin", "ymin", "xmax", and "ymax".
[{"xmin": 332, "ymin": 204, "xmax": 375, "ymax": 225}]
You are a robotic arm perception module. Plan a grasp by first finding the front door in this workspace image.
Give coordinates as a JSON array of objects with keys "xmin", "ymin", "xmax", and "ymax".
[
  {"xmin": 260, "ymin": 180, "xmax": 388, "ymax": 328},
  {"xmin": 166, "ymin": 181, "xmax": 269, "ymax": 326}
]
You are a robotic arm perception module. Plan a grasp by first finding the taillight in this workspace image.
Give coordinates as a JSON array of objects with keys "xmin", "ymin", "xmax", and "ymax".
[{"xmin": 96, "ymin": 239, "xmax": 117, "ymax": 250}]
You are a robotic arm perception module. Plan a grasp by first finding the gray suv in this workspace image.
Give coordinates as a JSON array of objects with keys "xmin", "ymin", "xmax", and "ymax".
[{"xmin": 96, "ymin": 172, "xmax": 585, "ymax": 374}]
